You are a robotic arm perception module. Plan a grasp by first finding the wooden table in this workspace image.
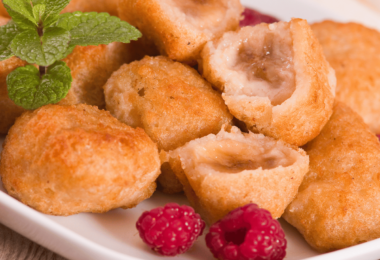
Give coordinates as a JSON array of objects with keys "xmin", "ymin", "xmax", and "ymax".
[{"xmin": 0, "ymin": 224, "xmax": 66, "ymax": 260}]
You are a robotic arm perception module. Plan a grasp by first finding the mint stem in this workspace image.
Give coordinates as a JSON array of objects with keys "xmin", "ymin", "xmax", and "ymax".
[{"xmin": 39, "ymin": 66, "xmax": 46, "ymax": 77}]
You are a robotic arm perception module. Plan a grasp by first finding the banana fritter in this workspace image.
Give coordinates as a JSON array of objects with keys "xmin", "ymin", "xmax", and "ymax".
[
  {"xmin": 201, "ymin": 18, "xmax": 336, "ymax": 146},
  {"xmin": 284, "ymin": 102, "xmax": 380, "ymax": 252},
  {"xmin": 118, "ymin": 0, "xmax": 243, "ymax": 64},
  {"xmin": 168, "ymin": 126, "xmax": 309, "ymax": 225},
  {"xmin": 311, "ymin": 21, "xmax": 380, "ymax": 134},
  {"xmin": 104, "ymin": 56, "xmax": 233, "ymax": 193},
  {"xmin": 0, "ymin": 104, "xmax": 160, "ymax": 216}
]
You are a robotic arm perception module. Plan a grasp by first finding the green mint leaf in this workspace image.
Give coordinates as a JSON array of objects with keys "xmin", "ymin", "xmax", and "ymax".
[
  {"xmin": 40, "ymin": 0, "xmax": 70, "ymax": 27},
  {"xmin": 0, "ymin": 21, "xmax": 22, "ymax": 60},
  {"xmin": 3, "ymin": 0, "xmax": 37, "ymax": 26},
  {"xmin": 43, "ymin": 0, "xmax": 70, "ymax": 19},
  {"xmin": 7, "ymin": 61, "xmax": 72, "ymax": 110},
  {"xmin": 32, "ymin": 4, "xmax": 45, "ymax": 22},
  {"xmin": 56, "ymin": 12, "xmax": 142, "ymax": 47},
  {"xmin": 10, "ymin": 27, "xmax": 70, "ymax": 66},
  {"xmin": 4, "ymin": 4, "xmax": 36, "ymax": 30}
]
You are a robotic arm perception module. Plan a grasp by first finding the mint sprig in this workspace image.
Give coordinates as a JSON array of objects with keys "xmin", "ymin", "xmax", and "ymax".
[
  {"xmin": 56, "ymin": 12, "xmax": 142, "ymax": 47},
  {"xmin": 0, "ymin": 0, "xmax": 141, "ymax": 110},
  {"xmin": 0, "ymin": 21, "xmax": 21, "ymax": 60},
  {"xmin": 7, "ymin": 61, "xmax": 72, "ymax": 110}
]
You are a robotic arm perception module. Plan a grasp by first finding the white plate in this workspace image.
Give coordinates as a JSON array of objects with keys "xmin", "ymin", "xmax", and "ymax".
[{"xmin": 1, "ymin": 1, "xmax": 380, "ymax": 259}]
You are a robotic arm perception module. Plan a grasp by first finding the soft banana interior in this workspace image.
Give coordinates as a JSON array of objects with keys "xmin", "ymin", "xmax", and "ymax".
[
  {"xmin": 170, "ymin": 126, "xmax": 309, "ymax": 224},
  {"xmin": 221, "ymin": 23, "xmax": 296, "ymax": 106},
  {"xmin": 192, "ymin": 139, "xmax": 297, "ymax": 173}
]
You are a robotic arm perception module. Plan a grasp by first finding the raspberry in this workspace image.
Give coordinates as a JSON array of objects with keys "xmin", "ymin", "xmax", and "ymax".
[
  {"xmin": 206, "ymin": 204, "xmax": 287, "ymax": 260},
  {"xmin": 136, "ymin": 203, "xmax": 205, "ymax": 256},
  {"xmin": 240, "ymin": 8, "xmax": 279, "ymax": 27}
]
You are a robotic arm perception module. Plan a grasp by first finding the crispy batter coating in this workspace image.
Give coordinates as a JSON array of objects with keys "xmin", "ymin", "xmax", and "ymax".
[
  {"xmin": 118, "ymin": 0, "xmax": 243, "ymax": 63},
  {"xmin": 201, "ymin": 18, "xmax": 336, "ymax": 146},
  {"xmin": 104, "ymin": 56, "xmax": 233, "ymax": 193},
  {"xmin": 283, "ymin": 102, "xmax": 380, "ymax": 252},
  {"xmin": 311, "ymin": 21, "xmax": 380, "ymax": 134},
  {"xmin": 0, "ymin": 104, "xmax": 160, "ymax": 216},
  {"xmin": 168, "ymin": 126, "xmax": 309, "ymax": 225},
  {"xmin": 62, "ymin": 0, "xmax": 119, "ymax": 16},
  {"xmin": 60, "ymin": 44, "xmax": 134, "ymax": 108}
]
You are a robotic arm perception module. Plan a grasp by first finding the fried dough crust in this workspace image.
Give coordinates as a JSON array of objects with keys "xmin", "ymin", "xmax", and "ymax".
[
  {"xmin": 59, "ymin": 43, "xmax": 133, "ymax": 108},
  {"xmin": 311, "ymin": 21, "xmax": 380, "ymax": 134},
  {"xmin": 201, "ymin": 18, "xmax": 336, "ymax": 146},
  {"xmin": 169, "ymin": 126, "xmax": 309, "ymax": 225},
  {"xmin": 0, "ymin": 104, "xmax": 160, "ymax": 216},
  {"xmin": 62, "ymin": 0, "xmax": 119, "ymax": 16},
  {"xmin": 283, "ymin": 102, "xmax": 380, "ymax": 252},
  {"xmin": 118, "ymin": 0, "xmax": 243, "ymax": 63},
  {"xmin": 104, "ymin": 56, "xmax": 233, "ymax": 193}
]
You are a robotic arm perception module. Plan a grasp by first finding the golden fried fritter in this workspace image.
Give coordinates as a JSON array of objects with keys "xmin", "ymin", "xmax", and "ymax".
[
  {"xmin": 118, "ymin": 0, "xmax": 243, "ymax": 64},
  {"xmin": 60, "ymin": 44, "xmax": 133, "ymax": 108},
  {"xmin": 63, "ymin": 0, "xmax": 119, "ymax": 16},
  {"xmin": 201, "ymin": 18, "xmax": 336, "ymax": 146},
  {"xmin": 311, "ymin": 21, "xmax": 380, "ymax": 134},
  {"xmin": 104, "ymin": 56, "xmax": 233, "ymax": 193},
  {"xmin": 284, "ymin": 102, "xmax": 380, "ymax": 252},
  {"xmin": 0, "ymin": 104, "xmax": 160, "ymax": 216},
  {"xmin": 168, "ymin": 126, "xmax": 309, "ymax": 225}
]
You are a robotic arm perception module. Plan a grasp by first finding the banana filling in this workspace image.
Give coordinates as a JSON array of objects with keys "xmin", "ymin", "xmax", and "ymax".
[
  {"xmin": 226, "ymin": 23, "xmax": 296, "ymax": 105},
  {"xmin": 194, "ymin": 139, "xmax": 297, "ymax": 173},
  {"xmin": 169, "ymin": 126, "xmax": 309, "ymax": 224}
]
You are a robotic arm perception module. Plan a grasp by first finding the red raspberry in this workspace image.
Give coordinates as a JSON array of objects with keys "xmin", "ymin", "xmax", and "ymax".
[
  {"xmin": 240, "ymin": 8, "xmax": 279, "ymax": 27},
  {"xmin": 206, "ymin": 204, "xmax": 286, "ymax": 260},
  {"xmin": 377, "ymin": 135, "xmax": 380, "ymax": 140},
  {"xmin": 136, "ymin": 203, "xmax": 205, "ymax": 256}
]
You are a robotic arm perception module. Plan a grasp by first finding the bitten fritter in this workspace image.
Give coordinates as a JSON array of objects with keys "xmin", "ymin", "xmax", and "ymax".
[
  {"xmin": 104, "ymin": 56, "xmax": 233, "ymax": 193},
  {"xmin": 118, "ymin": 0, "xmax": 243, "ymax": 64},
  {"xmin": 284, "ymin": 102, "xmax": 380, "ymax": 252},
  {"xmin": 168, "ymin": 126, "xmax": 309, "ymax": 225},
  {"xmin": 201, "ymin": 18, "xmax": 336, "ymax": 146},
  {"xmin": 311, "ymin": 21, "xmax": 380, "ymax": 134},
  {"xmin": 0, "ymin": 104, "xmax": 160, "ymax": 216}
]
